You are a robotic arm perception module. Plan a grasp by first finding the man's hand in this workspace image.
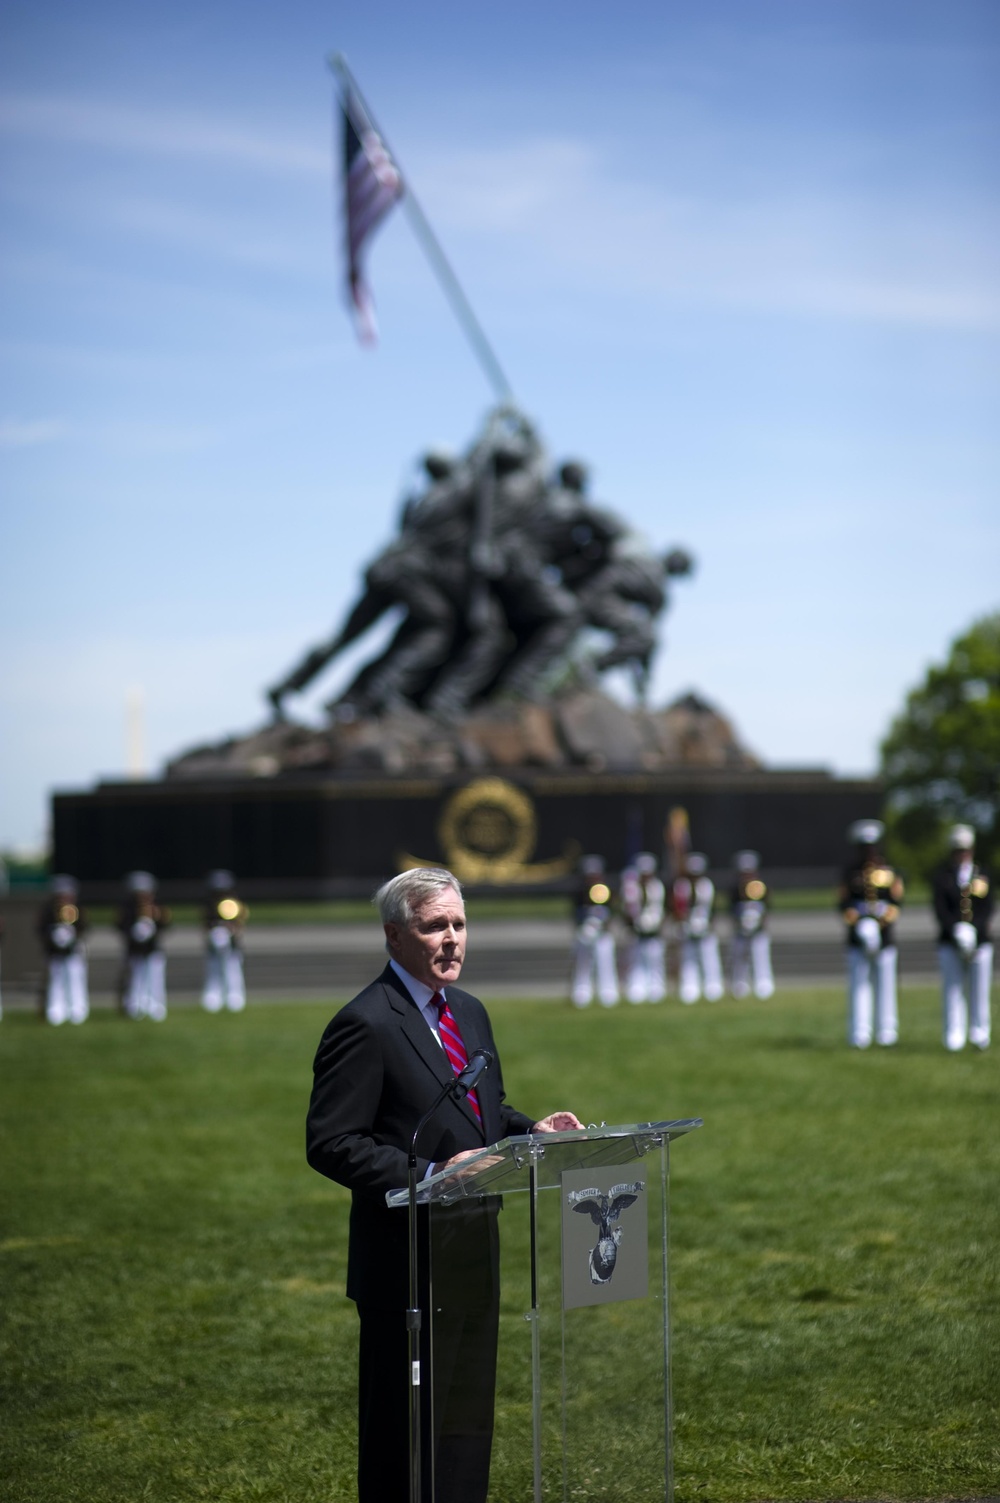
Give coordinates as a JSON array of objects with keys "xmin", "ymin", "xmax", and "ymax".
[
  {"xmin": 433, "ymin": 1148, "xmax": 490, "ymax": 1177},
  {"xmin": 532, "ymin": 1111, "xmax": 584, "ymax": 1133},
  {"xmin": 431, "ymin": 1115, "xmax": 585, "ymax": 1176}
]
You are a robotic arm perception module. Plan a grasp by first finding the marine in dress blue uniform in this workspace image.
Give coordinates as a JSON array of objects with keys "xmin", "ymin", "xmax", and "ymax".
[
  {"xmin": 39, "ymin": 874, "xmax": 89, "ymax": 1025},
  {"xmin": 671, "ymin": 853, "xmax": 723, "ymax": 1003},
  {"xmin": 118, "ymin": 871, "xmax": 171, "ymax": 1021},
  {"xmin": 933, "ymin": 824, "xmax": 993, "ymax": 1051},
  {"xmin": 570, "ymin": 855, "xmax": 619, "ymax": 1007},
  {"xmin": 201, "ymin": 870, "xmax": 248, "ymax": 1013},
  {"xmin": 838, "ymin": 820, "xmax": 903, "ymax": 1047},
  {"xmin": 621, "ymin": 852, "xmax": 667, "ymax": 1003},
  {"xmin": 727, "ymin": 851, "xmax": 775, "ymax": 999}
]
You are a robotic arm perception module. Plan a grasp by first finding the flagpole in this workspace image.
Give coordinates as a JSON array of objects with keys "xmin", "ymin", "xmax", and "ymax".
[{"xmin": 328, "ymin": 52, "xmax": 515, "ymax": 404}]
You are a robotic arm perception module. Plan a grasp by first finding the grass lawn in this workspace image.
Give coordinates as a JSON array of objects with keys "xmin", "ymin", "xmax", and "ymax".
[{"xmin": 1, "ymin": 986, "xmax": 996, "ymax": 1502}]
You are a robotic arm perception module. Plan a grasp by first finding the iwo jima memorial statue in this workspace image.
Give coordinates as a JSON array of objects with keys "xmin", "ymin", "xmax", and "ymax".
[
  {"xmin": 51, "ymin": 60, "xmax": 879, "ymax": 894},
  {"xmin": 162, "ymin": 399, "xmax": 747, "ymax": 886}
]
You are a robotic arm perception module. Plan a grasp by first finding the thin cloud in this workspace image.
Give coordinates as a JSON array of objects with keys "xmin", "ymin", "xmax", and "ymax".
[
  {"xmin": 90, "ymin": 419, "xmax": 222, "ymax": 455},
  {"xmin": 0, "ymin": 93, "xmax": 327, "ymax": 177},
  {"xmin": 0, "ymin": 415, "xmax": 219, "ymax": 454},
  {"xmin": 0, "ymin": 418, "xmax": 69, "ymax": 448},
  {"xmin": 417, "ymin": 137, "xmax": 1000, "ymax": 332},
  {"xmin": 106, "ymin": 196, "xmax": 319, "ymax": 273},
  {"xmin": 762, "ymin": 277, "xmax": 1000, "ymax": 330}
]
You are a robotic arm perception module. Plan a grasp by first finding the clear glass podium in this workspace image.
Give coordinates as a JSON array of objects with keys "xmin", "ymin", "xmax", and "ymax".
[{"xmin": 387, "ymin": 1119, "xmax": 702, "ymax": 1502}]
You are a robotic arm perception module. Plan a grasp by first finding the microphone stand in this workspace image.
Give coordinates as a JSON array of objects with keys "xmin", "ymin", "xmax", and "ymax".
[{"xmin": 407, "ymin": 1049, "xmax": 492, "ymax": 1503}]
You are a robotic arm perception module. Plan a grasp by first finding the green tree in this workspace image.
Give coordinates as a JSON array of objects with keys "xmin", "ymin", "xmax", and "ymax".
[{"xmin": 880, "ymin": 612, "xmax": 1000, "ymax": 880}]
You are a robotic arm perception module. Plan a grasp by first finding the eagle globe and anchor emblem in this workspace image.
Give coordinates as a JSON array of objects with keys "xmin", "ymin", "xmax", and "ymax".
[
  {"xmin": 567, "ymin": 1180, "xmax": 645, "ymax": 1286},
  {"xmin": 399, "ymin": 776, "xmax": 579, "ymax": 884}
]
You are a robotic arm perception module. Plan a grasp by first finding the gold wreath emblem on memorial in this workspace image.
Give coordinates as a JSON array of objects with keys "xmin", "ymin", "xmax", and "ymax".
[{"xmin": 399, "ymin": 776, "xmax": 579, "ymax": 884}]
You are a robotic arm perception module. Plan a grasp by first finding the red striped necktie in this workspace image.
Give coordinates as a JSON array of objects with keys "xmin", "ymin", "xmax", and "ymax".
[{"xmin": 432, "ymin": 993, "xmax": 482, "ymax": 1124}]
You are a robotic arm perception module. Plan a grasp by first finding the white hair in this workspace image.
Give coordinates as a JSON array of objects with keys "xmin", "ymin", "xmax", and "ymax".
[{"xmin": 374, "ymin": 868, "xmax": 463, "ymax": 928}]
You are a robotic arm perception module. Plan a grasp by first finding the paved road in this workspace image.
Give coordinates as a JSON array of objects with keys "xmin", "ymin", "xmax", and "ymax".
[{"xmin": 6, "ymin": 907, "xmax": 944, "ymax": 1006}]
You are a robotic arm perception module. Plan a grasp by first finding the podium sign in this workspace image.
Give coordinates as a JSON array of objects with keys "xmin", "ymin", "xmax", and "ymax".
[
  {"xmin": 562, "ymin": 1165, "xmax": 648, "ymax": 1310},
  {"xmin": 387, "ymin": 1119, "xmax": 701, "ymax": 1502}
]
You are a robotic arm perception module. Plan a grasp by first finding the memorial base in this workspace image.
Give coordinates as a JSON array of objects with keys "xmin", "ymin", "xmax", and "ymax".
[{"xmin": 52, "ymin": 765, "xmax": 881, "ymax": 901}]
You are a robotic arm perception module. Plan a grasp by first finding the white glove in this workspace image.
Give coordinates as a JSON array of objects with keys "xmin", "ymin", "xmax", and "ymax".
[
  {"xmin": 855, "ymin": 915, "xmax": 881, "ymax": 955},
  {"xmin": 952, "ymin": 921, "xmax": 978, "ymax": 957},
  {"xmin": 739, "ymin": 904, "xmax": 763, "ymax": 936}
]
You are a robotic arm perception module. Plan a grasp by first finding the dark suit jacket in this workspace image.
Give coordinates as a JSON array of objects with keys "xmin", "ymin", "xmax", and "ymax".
[{"xmin": 306, "ymin": 964, "xmax": 535, "ymax": 1307}]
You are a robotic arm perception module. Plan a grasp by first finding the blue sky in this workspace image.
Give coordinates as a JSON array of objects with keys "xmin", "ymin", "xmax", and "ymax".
[{"xmin": 1, "ymin": 0, "xmax": 998, "ymax": 850}]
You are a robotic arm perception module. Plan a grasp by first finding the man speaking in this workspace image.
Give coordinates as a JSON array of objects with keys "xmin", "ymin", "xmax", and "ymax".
[{"xmin": 306, "ymin": 867, "xmax": 581, "ymax": 1503}]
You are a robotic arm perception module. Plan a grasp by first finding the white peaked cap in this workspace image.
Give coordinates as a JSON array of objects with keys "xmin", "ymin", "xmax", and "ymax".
[
  {"xmin": 734, "ymin": 850, "xmax": 760, "ymax": 871},
  {"xmin": 686, "ymin": 853, "xmax": 708, "ymax": 875},
  {"xmin": 635, "ymin": 852, "xmax": 657, "ymax": 874},
  {"xmin": 848, "ymin": 820, "xmax": 884, "ymax": 845},
  {"xmin": 950, "ymin": 824, "xmax": 975, "ymax": 849},
  {"xmin": 126, "ymin": 870, "xmax": 156, "ymax": 892}
]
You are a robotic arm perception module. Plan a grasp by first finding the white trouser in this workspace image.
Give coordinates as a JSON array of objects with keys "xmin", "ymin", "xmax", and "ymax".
[
  {"xmin": 124, "ymin": 953, "xmax": 167, "ymax": 1020},
  {"xmin": 626, "ymin": 935, "xmax": 666, "ymax": 1003},
  {"xmin": 202, "ymin": 947, "xmax": 246, "ymax": 1012},
  {"xmin": 572, "ymin": 932, "xmax": 619, "ymax": 1007},
  {"xmin": 939, "ymin": 943, "xmax": 992, "ymax": 1050},
  {"xmin": 679, "ymin": 934, "xmax": 723, "ymax": 1003},
  {"xmin": 46, "ymin": 952, "xmax": 89, "ymax": 1025},
  {"xmin": 730, "ymin": 932, "xmax": 775, "ymax": 999},
  {"xmin": 846, "ymin": 945, "xmax": 897, "ymax": 1047}
]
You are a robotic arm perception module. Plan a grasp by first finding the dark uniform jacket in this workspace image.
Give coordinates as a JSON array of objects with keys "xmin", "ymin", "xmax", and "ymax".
[
  {"xmin": 117, "ymin": 896, "xmax": 171, "ymax": 957},
  {"xmin": 306, "ymin": 964, "xmax": 535, "ymax": 1308},
  {"xmin": 838, "ymin": 860, "xmax": 904, "ymax": 950},
  {"xmin": 203, "ymin": 895, "xmax": 248, "ymax": 948},
  {"xmin": 669, "ymin": 874, "xmax": 715, "ymax": 936},
  {"xmin": 729, "ymin": 873, "xmax": 769, "ymax": 934},
  {"xmin": 572, "ymin": 873, "xmax": 615, "ymax": 938},
  {"xmin": 37, "ymin": 897, "xmax": 88, "ymax": 956},
  {"xmin": 620, "ymin": 872, "xmax": 666, "ymax": 938},
  {"xmin": 932, "ymin": 861, "xmax": 994, "ymax": 948}
]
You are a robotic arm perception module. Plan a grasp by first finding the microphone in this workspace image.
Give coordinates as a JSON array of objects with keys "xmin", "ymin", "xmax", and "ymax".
[
  {"xmin": 452, "ymin": 1048, "xmax": 493, "ymax": 1099},
  {"xmin": 408, "ymin": 1048, "xmax": 494, "ymax": 1169}
]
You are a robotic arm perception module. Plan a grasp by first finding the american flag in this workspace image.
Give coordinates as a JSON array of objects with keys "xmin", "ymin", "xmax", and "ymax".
[{"xmin": 342, "ymin": 92, "xmax": 404, "ymax": 343}]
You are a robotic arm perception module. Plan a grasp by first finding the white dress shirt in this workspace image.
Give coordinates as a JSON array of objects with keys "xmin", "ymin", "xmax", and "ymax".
[{"xmin": 388, "ymin": 959, "xmax": 447, "ymax": 1048}]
